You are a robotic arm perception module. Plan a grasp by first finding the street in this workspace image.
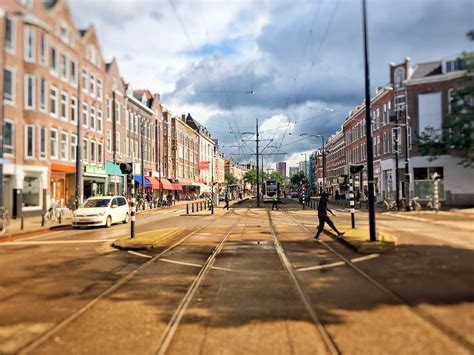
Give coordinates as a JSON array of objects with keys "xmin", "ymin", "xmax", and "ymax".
[{"xmin": 0, "ymin": 199, "xmax": 472, "ymax": 354}]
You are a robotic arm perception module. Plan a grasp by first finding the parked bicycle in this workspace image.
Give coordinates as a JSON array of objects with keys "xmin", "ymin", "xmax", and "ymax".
[
  {"xmin": 45, "ymin": 205, "xmax": 65, "ymax": 223},
  {"xmin": 382, "ymin": 198, "xmax": 398, "ymax": 211},
  {"xmin": 408, "ymin": 197, "xmax": 422, "ymax": 212},
  {"xmin": 0, "ymin": 207, "xmax": 11, "ymax": 235},
  {"xmin": 427, "ymin": 197, "xmax": 441, "ymax": 213}
]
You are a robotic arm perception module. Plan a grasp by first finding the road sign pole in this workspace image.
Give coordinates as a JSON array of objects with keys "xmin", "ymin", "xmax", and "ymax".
[{"xmin": 350, "ymin": 175, "xmax": 355, "ymax": 228}]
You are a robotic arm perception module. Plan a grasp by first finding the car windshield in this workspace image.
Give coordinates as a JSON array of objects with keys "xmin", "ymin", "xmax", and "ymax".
[{"xmin": 83, "ymin": 199, "xmax": 111, "ymax": 208}]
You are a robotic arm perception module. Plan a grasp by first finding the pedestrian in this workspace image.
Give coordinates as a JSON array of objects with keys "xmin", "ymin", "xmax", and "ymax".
[
  {"xmin": 314, "ymin": 192, "xmax": 345, "ymax": 241},
  {"xmin": 271, "ymin": 194, "xmax": 279, "ymax": 210},
  {"xmin": 223, "ymin": 190, "xmax": 230, "ymax": 210},
  {"xmin": 166, "ymin": 192, "xmax": 172, "ymax": 208}
]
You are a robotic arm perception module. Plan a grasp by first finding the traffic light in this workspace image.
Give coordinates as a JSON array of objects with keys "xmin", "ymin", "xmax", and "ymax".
[
  {"xmin": 120, "ymin": 163, "xmax": 133, "ymax": 175},
  {"xmin": 350, "ymin": 164, "xmax": 364, "ymax": 174}
]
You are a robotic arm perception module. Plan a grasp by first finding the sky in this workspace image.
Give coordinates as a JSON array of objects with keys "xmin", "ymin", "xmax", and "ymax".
[{"xmin": 69, "ymin": 0, "xmax": 473, "ymax": 175}]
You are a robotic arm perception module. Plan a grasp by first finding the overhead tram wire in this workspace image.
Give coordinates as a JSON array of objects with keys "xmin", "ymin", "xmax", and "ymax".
[
  {"xmin": 274, "ymin": 0, "xmax": 340, "ymax": 164},
  {"xmin": 168, "ymin": 0, "xmax": 243, "ymax": 149},
  {"xmin": 196, "ymin": 1, "xmax": 256, "ymax": 154}
]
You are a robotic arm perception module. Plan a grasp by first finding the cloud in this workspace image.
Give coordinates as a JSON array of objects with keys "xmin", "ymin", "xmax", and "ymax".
[{"xmin": 68, "ymin": 0, "xmax": 473, "ymax": 165}]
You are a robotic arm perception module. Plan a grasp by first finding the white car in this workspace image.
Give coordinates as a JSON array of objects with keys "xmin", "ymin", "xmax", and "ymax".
[{"xmin": 72, "ymin": 196, "xmax": 129, "ymax": 229}]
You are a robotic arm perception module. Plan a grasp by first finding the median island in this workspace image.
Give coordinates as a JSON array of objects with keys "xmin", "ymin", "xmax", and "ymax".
[{"xmin": 112, "ymin": 228, "xmax": 189, "ymax": 250}]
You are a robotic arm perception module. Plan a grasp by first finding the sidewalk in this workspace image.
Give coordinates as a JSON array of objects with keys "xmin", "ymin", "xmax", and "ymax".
[{"xmin": 0, "ymin": 199, "xmax": 207, "ymax": 242}]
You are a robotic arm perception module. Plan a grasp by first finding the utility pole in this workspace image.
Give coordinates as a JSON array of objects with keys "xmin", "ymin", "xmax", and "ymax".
[
  {"xmin": 403, "ymin": 87, "xmax": 411, "ymax": 210},
  {"xmin": 140, "ymin": 117, "xmax": 145, "ymax": 208},
  {"xmin": 394, "ymin": 109, "xmax": 400, "ymax": 209},
  {"xmin": 75, "ymin": 62, "xmax": 82, "ymax": 209},
  {"xmin": 362, "ymin": 0, "xmax": 377, "ymax": 242},
  {"xmin": 256, "ymin": 118, "xmax": 260, "ymax": 207},
  {"xmin": 112, "ymin": 91, "xmax": 118, "ymax": 195},
  {"xmin": 321, "ymin": 136, "xmax": 326, "ymax": 192}
]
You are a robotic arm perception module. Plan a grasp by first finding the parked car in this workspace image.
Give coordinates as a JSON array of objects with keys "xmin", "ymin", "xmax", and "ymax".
[{"xmin": 72, "ymin": 196, "xmax": 129, "ymax": 229}]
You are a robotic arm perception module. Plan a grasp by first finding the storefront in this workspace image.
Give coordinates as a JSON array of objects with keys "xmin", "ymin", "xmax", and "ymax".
[
  {"xmin": 50, "ymin": 163, "xmax": 76, "ymax": 208},
  {"xmin": 84, "ymin": 165, "xmax": 107, "ymax": 199},
  {"xmin": 106, "ymin": 160, "xmax": 126, "ymax": 195}
]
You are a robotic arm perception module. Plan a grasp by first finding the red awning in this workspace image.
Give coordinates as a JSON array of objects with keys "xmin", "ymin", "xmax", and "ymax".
[
  {"xmin": 145, "ymin": 177, "xmax": 160, "ymax": 190},
  {"xmin": 160, "ymin": 179, "xmax": 173, "ymax": 190},
  {"xmin": 171, "ymin": 183, "xmax": 183, "ymax": 191}
]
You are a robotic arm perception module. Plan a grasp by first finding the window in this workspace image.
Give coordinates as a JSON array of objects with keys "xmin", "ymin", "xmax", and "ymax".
[
  {"xmin": 382, "ymin": 104, "xmax": 387, "ymax": 125},
  {"xmin": 61, "ymin": 132, "xmax": 68, "ymax": 160},
  {"xmin": 98, "ymin": 143, "xmax": 103, "ymax": 165},
  {"xmin": 40, "ymin": 127, "xmax": 47, "ymax": 159},
  {"xmin": 71, "ymin": 134, "xmax": 77, "ymax": 162},
  {"xmin": 377, "ymin": 135, "xmax": 381, "ymax": 156},
  {"xmin": 83, "ymin": 139, "xmax": 88, "ymax": 162},
  {"xmin": 391, "ymin": 127, "xmax": 400, "ymax": 153},
  {"xmin": 82, "ymin": 69, "xmax": 88, "ymax": 93},
  {"xmin": 90, "ymin": 140, "xmax": 96, "ymax": 164},
  {"xmin": 418, "ymin": 92, "xmax": 442, "ymax": 133},
  {"xmin": 60, "ymin": 54, "xmax": 67, "ymax": 80},
  {"xmin": 50, "ymin": 46, "xmax": 57, "ymax": 73},
  {"xmin": 394, "ymin": 67, "xmax": 405, "ymax": 89},
  {"xmin": 25, "ymin": 124, "xmax": 35, "ymax": 159},
  {"xmin": 90, "ymin": 106, "xmax": 96, "ymax": 131},
  {"xmin": 3, "ymin": 67, "xmax": 15, "ymax": 104},
  {"xmin": 90, "ymin": 74, "xmax": 96, "ymax": 97},
  {"xmin": 82, "ymin": 103, "xmax": 89, "ymax": 128},
  {"xmin": 39, "ymin": 78, "xmax": 47, "ymax": 112},
  {"xmin": 97, "ymin": 79, "xmax": 103, "ymax": 100},
  {"xmin": 60, "ymin": 92, "xmax": 68, "ymax": 120},
  {"xmin": 97, "ymin": 110, "xmax": 103, "ymax": 133},
  {"xmin": 50, "ymin": 128, "xmax": 58, "ymax": 159},
  {"xmin": 70, "ymin": 96, "xmax": 78, "ymax": 124},
  {"xmin": 107, "ymin": 130, "xmax": 112, "ymax": 152},
  {"xmin": 116, "ymin": 103, "xmax": 121, "ymax": 124},
  {"xmin": 107, "ymin": 98, "xmax": 112, "ymax": 121},
  {"xmin": 23, "ymin": 176, "xmax": 40, "ymax": 208},
  {"xmin": 70, "ymin": 60, "xmax": 77, "ymax": 86},
  {"xmin": 50, "ymin": 86, "xmax": 58, "ymax": 117},
  {"xmin": 39, "ymin": 32, "xmax": 47, "ymax": 65},
  {"xmin": 125, "ymin": 137, "xmax": 129, "ymax": 157},
  {"xmin": 383, "ymin": 132, "xmax": 388, "ymax": 154},
  {"xmin": 395, "ymin": 95, "xmax": 406, "ymax": 111},
  {"xmin": 3, "ymin": 120, "xmax": 14, "ymax": 155},
  {"xmin": 5, "ymin": 16, "xmax": 16, "ymax": 53},
  {"xmin": 24, "ymin": 26, "xmax": 35, "ymax": 62},
  {"xmin": 24, "ymin": 74, "xmax": 36, "ymax": 110},
  {"xmin": 116, "ymin": 132, "xmax": 121, "ymax": 153}
]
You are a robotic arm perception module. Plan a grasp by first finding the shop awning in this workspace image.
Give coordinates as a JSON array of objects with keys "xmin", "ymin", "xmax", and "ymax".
[
  {"xmin": 171, "ymin": 183, "xmax": 183, "ymax": 191},
  {"xmin": 134, "ymin": 175, "xmax": 152, "ymax": 187},
  {"xmin": 145, "ymin": 177, "xmax": 160, "ymax": 190},
  {"xmin": 160, "ymin": 179, "xmax": 173, "ymax": 190}
]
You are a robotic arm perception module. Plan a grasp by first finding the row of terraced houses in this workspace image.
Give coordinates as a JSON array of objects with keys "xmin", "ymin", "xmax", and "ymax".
[
  {"xmin": 0, "ymin": 0, "xmax": 248, "ymax": 218},
  {"xmin": 310, "ymin": 56, "xmax": 474, "ymax": 206}
]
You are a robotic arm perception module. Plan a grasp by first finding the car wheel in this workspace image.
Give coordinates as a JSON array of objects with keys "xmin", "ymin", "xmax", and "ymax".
[
  {"xmin": 123, "ymin": 213, "xmax": 129, "ymax": 224},
  {"xmin": 105, "ymin": 216, "xmax": 112, "ymax": 228}
]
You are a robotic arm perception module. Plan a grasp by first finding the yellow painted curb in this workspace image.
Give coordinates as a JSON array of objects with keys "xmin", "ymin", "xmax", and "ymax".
[{"xmin": 112, "ymin": 228, "xmax": 188, "ymax": 250}]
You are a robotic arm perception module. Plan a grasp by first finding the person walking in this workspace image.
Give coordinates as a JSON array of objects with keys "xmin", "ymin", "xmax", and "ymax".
[
  {"xmin": 314, "ymin": 192, "xmax": 344, "ymax": 241},
  {"xmin": 271, "ymin": 194, "xmax": 279, "ymax": 210},
  {"xmin": 223, "ymin": 190, "xmax": 230, "ymax": 210}
]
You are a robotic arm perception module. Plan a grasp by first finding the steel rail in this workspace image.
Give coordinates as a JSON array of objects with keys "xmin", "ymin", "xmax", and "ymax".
[
  {"xmin": 285, "ymin": 209, "xmax": 474, "ymax": 353},
  {"xmin": 17, "ymin": 210, "xmax": 234, "ymax": 354},
  {"xmin": 267, "ymin": 210, "xmax": 340, "ymax": 355}
]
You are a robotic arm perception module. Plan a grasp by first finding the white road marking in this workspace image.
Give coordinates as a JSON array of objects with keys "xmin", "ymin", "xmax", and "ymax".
[
  {"xmin": 0, "ymin": 239, "xmax": 116, "ymax": 246},
  {"xmin": 297, "ymin": 253, "xmax": 380, "ymax": 272},
  {"xmin": 127, "ymin": 250, "xmax": 153, "ymax": 259},
  {"xmin": 351, "ymin": 253, "xmax": 380, "ymax": 262},
  {"xmin": 298, "ymin": 261, "xmax": 346, "ymax": 271},
  {"xmin": 159, "ymin": 258, "xmax": 202, "ymax": 268}
]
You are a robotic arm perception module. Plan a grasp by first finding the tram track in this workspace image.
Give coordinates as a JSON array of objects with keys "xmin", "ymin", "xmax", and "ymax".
[
  {"xmin": 281, "ymin": 208, "xmax": 474, "ymax": 353},
  {"xmin": 16, "ymin": 209, "xmax": 236, "ymax": 355}
]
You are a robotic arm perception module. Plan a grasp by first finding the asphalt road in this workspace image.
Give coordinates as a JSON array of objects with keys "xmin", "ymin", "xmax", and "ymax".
[{"xmin": 0, "ymin": 198, "xmax": 472, "ymax": 354}]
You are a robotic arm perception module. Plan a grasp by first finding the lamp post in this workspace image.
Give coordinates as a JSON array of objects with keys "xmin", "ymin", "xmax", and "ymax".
[{"xmin": 140, "ymin": 116, "xmax": 145, "ymax": 209}]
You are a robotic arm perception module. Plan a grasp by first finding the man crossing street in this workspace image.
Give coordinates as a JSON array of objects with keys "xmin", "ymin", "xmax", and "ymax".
[{"xmin": 314, "ymin": 192, "xmax": 344, "ymax": 241}]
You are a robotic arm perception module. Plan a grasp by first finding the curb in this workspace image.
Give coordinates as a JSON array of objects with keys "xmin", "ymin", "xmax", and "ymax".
[{"xmin": 323, "ymin": 227, "xmax": 397, "ymax": 254}]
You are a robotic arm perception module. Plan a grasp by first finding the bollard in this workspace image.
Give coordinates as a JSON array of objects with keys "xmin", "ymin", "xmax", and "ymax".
[
  {"xmin": 350, "ymin": 175, "xmax": 355, "ymax": 228},
  {"xmin": 59, "ymin": 211, "xmax": 62, "ymax": 224},
  {"xmin": 200, "ymin": 201, "xmax": 203, "ymax": 211},
  {"xmin": 192, "ymin": 203, "xmax": 195, "ymax": 213},
  {"xmin": 21, "ymin": 215, "xmax": 24, "ymax": 230},
  {"xmin": 211, "ymin": 203, "xmax": 214, "ymax": 215},
  {"xmin": 186, "ymin": 204, "xmax": 189, "ymax": 214}
]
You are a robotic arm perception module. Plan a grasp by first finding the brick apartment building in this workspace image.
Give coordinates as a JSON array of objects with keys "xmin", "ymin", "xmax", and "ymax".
[
  {"xmin": 315, "ymin": 55, "xmax": 474, "ymax": 206},
  {"xmin": 276, "ymin": 161, "xmax": 286, "ymax": 177}
]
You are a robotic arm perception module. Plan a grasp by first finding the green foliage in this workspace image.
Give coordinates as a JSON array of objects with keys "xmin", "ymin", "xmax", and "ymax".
[
  {"xmin": 224, "ymin": 171, "xmax": 238, "ymax": 185},
  {"xmin": 269, "ymin": 171, "xmax": 285, "ymax": 185},
  {"xmin": 417, "ymin": 31, "xmax": 474, "ymax": 168},
  {"xmin": 290, "ymin": 171, "xmax": 307, "ymax": 186}
]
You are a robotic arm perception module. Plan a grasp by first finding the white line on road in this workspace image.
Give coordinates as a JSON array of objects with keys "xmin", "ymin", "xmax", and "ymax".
[
  {"xmin": 127, "ymin": 250, "xmax": 153, "ymax": 259},
  {"xmin": 296, "ymin": 253, "xmax": 380, "ymax": 272},
  {"xmin": 0, "ymin": 239, "xmax": 115, "ymax": 246},
  {"xmin": 159, "ymin": 258, "xmax": 202, "ymax": 268}
]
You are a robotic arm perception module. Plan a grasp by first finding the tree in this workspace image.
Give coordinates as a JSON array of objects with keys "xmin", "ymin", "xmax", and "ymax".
[
  {"xmin": 290, "ymin": 171, "xmax": 307, "ymax": 186},
  {"xmin": 269, "ymin": 171, "xmax": 285, "ymax": 185},
  {"xmin": 224, "ymin": 171, "xmax": 238, "ymax": 185},
  {"xmin": 417, "ymin": 32, "xmax": 474, "ymax": 167}
]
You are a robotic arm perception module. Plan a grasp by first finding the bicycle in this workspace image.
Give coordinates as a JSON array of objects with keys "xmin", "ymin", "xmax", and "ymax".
[
  {"xmin": 382, "ymin": 198, "xmax": 398, "ymax": 211},
  {"xmin": 0, "ymin": 207, "xmax": 10, "ymax": 235},
  {"xmin": 427, "ymin": 198, "xmax": 441, "ymax": 213}
]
